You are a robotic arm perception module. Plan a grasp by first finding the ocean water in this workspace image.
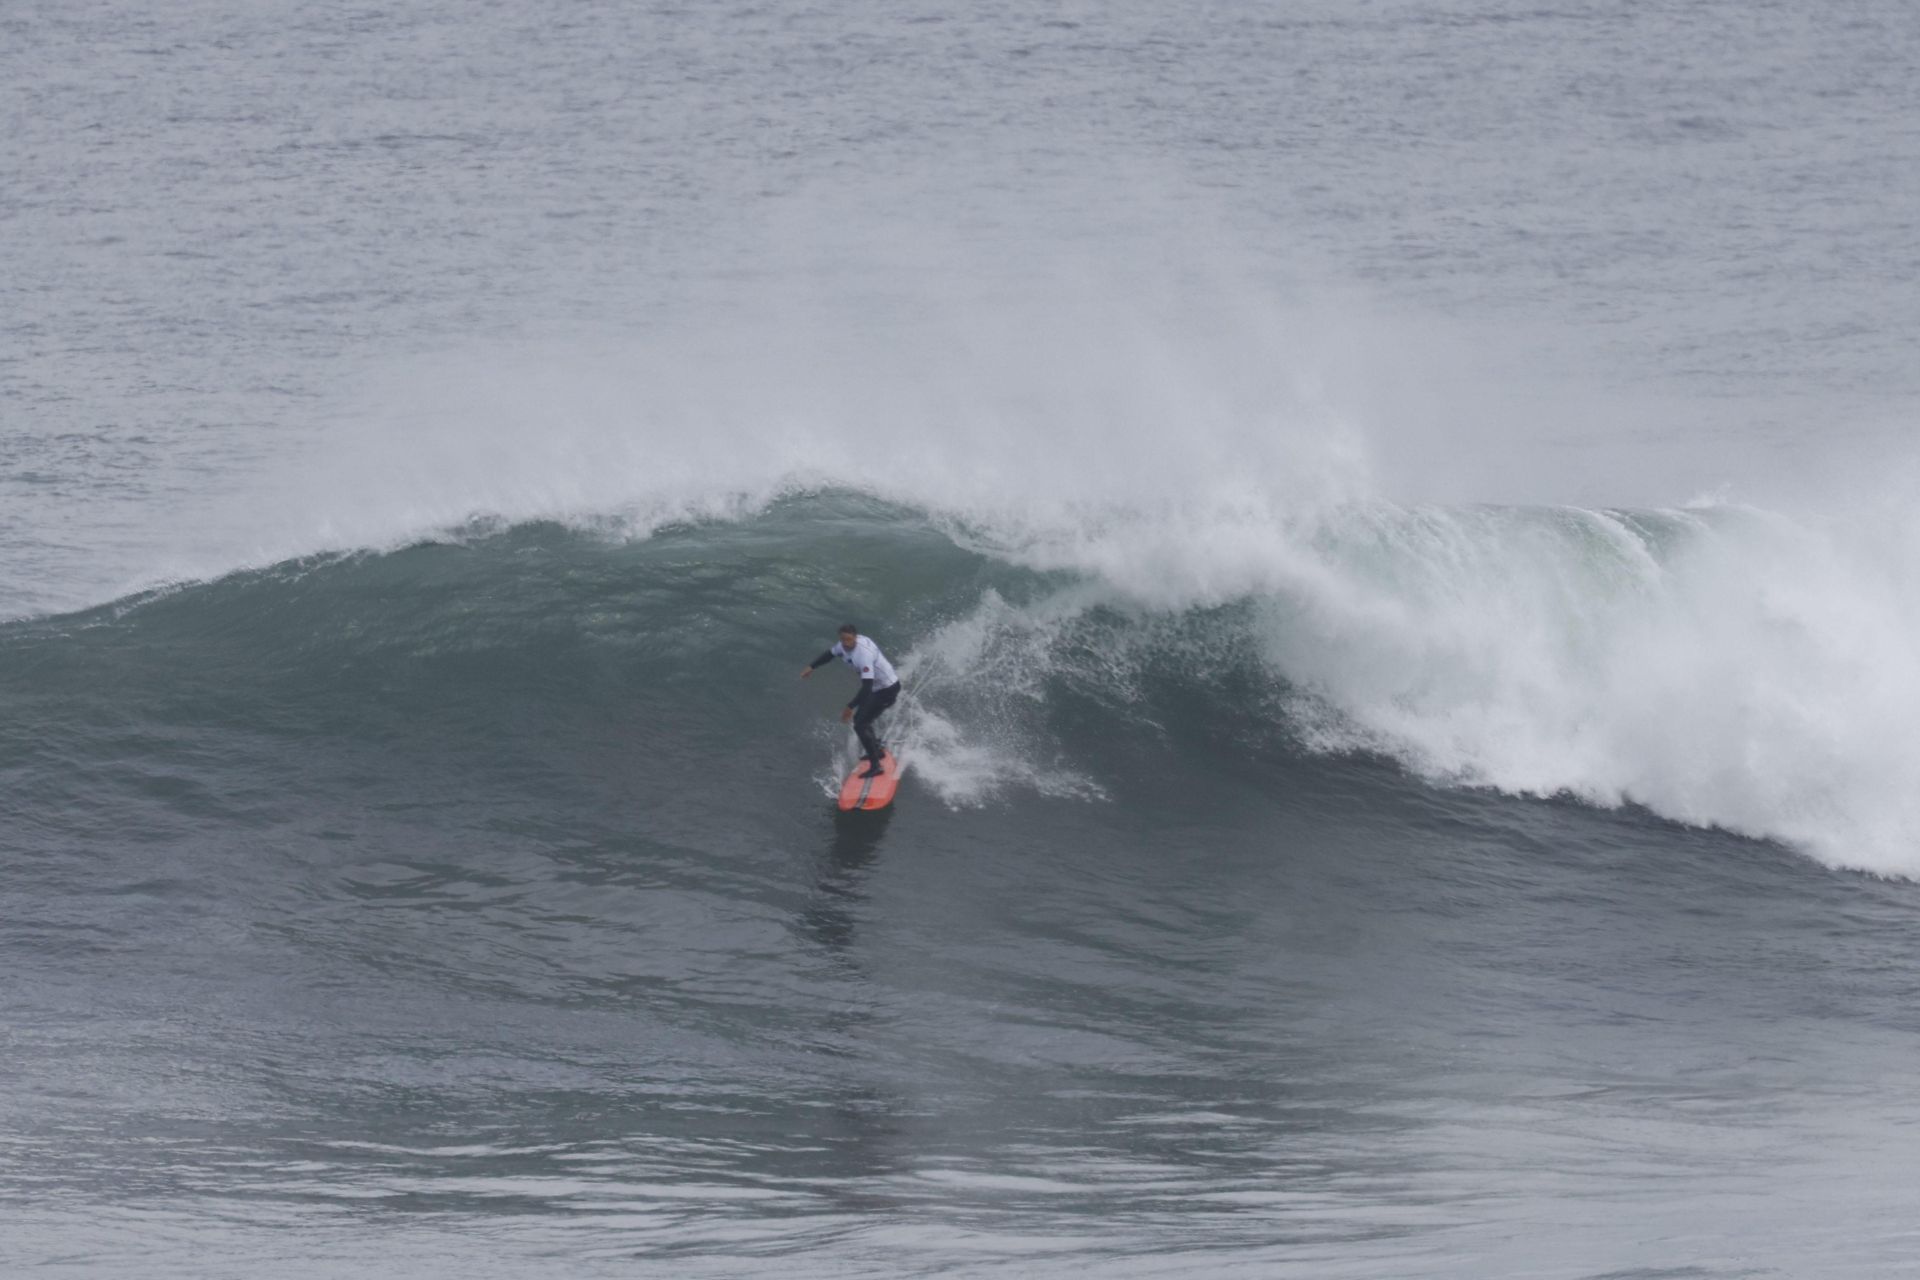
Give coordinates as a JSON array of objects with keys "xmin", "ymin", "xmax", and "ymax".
[{"xmin": 6, "ymin": 1, "xmax": 1920, "ymax": 1276}]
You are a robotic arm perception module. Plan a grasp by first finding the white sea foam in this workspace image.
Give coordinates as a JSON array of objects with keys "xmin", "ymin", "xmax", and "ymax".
[
  {"xmin": 900, "ymin": 493, "xmax": 1920, "ymax": 876},
  {"xmin": 1249, "ymin": 500, "xmax": 1920, "ymax": 876}
]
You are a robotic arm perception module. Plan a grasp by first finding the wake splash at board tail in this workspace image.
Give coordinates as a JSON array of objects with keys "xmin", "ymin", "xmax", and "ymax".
[{"xmin": 3, "ymin": 491, "xmax": 1917, "ymax": 875}]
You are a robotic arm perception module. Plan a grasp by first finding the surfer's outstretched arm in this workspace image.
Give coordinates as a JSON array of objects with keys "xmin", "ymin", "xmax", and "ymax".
[{"xmin": 799, "ymin": 650, "xmax": 835, "ymax": 679}]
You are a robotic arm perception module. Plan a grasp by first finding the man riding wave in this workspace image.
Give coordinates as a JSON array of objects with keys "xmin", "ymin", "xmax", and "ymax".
[{"xmin": 801, "ymin": 624, "xmax": 902, "ymax": 778}]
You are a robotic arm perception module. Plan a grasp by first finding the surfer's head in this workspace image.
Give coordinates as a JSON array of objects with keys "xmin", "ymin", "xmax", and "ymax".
[{"xmin": 838, "ymin": 624, "xmax": 858, "ymax": 647}]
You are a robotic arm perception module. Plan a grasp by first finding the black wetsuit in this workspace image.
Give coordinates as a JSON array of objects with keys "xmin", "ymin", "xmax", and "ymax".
[{"xmin": 850, "ymin": 681, "xmax": 901, "ymax": 763}]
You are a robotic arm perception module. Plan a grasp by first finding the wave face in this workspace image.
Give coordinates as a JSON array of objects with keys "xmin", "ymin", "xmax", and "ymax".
[{"xmin": 5, "ymin": 492, "xmax": 1915, "ymax": 875}]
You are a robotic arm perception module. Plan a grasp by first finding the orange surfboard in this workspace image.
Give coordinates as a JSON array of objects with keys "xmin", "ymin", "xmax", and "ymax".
[{"xmin": 837, "ymin": 751, "xmax": 901, "ymax": 812}]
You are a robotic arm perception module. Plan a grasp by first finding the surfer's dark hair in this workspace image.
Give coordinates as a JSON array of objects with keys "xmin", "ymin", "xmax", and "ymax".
[{"xmin": 838, "ymin": 622, "xmax": 858, "ymax": 635}]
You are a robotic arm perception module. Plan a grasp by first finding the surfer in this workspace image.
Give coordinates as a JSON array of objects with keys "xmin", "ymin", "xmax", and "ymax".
[{"xmin": 801, "ymin": 624, "xmax": 902, "ymax": 778}]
